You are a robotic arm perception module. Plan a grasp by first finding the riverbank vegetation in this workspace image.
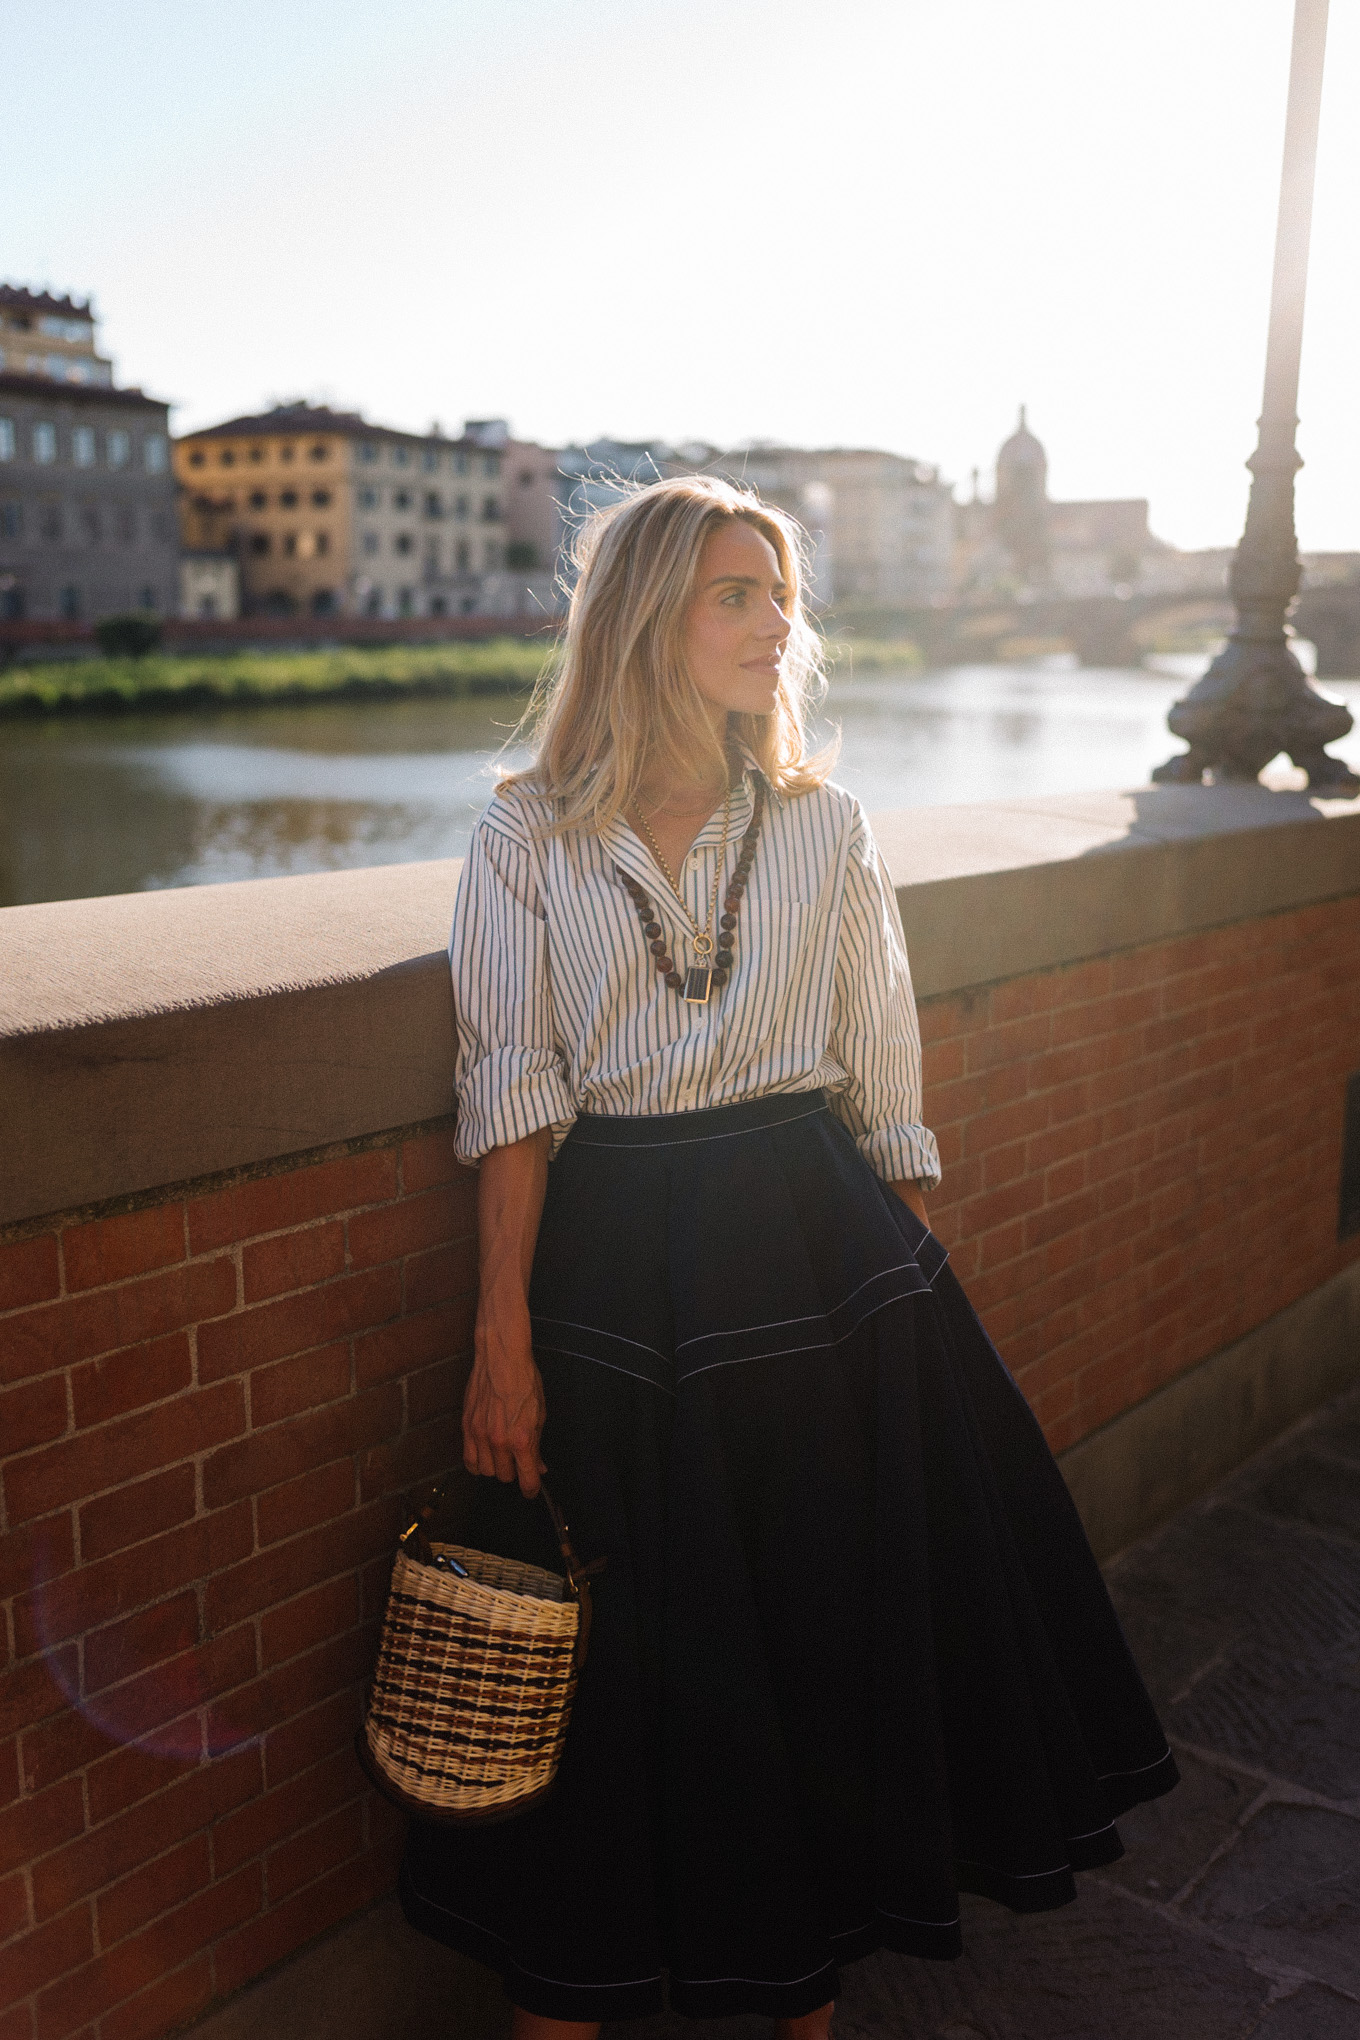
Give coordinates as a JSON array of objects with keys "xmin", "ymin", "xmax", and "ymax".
[{"xmin": 0, "ymin": 640, "xmax": 553, "ymax": 717}]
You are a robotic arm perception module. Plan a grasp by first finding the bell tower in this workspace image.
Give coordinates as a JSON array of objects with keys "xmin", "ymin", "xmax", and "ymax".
[{"xmin": 993, "ymin": 405, "xmax": 1050, "ymax": 585}]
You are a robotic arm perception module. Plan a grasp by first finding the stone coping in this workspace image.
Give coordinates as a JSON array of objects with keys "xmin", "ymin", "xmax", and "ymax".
[{"xmin": 2, "ymin": 784, "xmax": 1358, "ymax": 1225}]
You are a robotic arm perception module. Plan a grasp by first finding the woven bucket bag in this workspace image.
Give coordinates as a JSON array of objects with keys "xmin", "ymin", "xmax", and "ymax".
[{"xmin": 357, "ymin": 1481, "xmax": 604, "ymax": 1824}]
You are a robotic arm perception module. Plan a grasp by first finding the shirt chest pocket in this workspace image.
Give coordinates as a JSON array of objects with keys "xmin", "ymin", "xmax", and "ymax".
[{"xmin": 723, "ymin": 898, "xmax": 819, "ymax": 1050}]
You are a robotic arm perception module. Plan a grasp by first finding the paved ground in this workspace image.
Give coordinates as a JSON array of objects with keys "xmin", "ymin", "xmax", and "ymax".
[{"xmin": 189, "ymin": 1383, "xmax": 1360, "ymax": 2040}]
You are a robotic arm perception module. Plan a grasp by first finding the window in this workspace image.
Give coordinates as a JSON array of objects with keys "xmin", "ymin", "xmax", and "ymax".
[
  {"xmin": 1, "ymin": 503, "xmax": 21, "ymax": 538},
  {"xmin": 33, "ymin": 422, "xmax": 57, "ymax": 463},
  {"xmin": 519, "ymin": 470, "xmax": 535, "ymax": 487},
  {"xmin": 219, "ymin": 447, "xmax": 236, "ymax": 467},
  {"xmin": 363, "ymin": 588, "xmax": 382, "ymax": 616},
  {"xmin": 398, "ymin": 586, "xmax": 414, "ymax": 614},
  {"xmin": 59, "ymin": 584, "xmax": 81, "ymax": 619},
  {"xmin": 483, "ymin": 453, "xmax": 501, "ymax": 478},
  {"xmin": 454, "ymin": 495, "xmax": 469, "ymax": 520},
  {"xmin": 279, "ymin": 444, "xmax": 295, "ymax": 462},
  {"xmin": 308, "ymin": 442, "xmax": 328, "ymax": 462},
  {"xmin": 250, "ymin": 533, "xmax": 270, "ymax": 555},
  {"xmin": 358, "ymin": 441, "xmax": 379, "ymax": 464},
  {"xmin": 138, "ymin": 585, "xmax": 157, "ymax": 611},
  {"xmin": 188, "ymin": 449, "xmax": 205, "ymax": 467},
  {"xmin": 81, "ymin": 505, "xmax": 100, "ymax": 542},
  {"xmin": 108, "ymin": 430, "xmax": 130, "ymax": 469},
  {"xmin": 393, "ymin": 445, "xmax": 410, "ymax": 468},
  {"xmin": 393, "ymin": 489, "xmax": 411, "ymax": 510},
  {"xmin": 430, "ymin": 595, "xmax": 447, "ymax": 616},
  {"xmin": 283, "ymin": 533, "xmax": 298, "ymax": 557},
  {"xmin": 249, "ymin": 489, "xmax": 267, "ymax": 509},
  {"xmin": 480, "ymin": 494, "xmax": 500, "ymax": 522},
  {"xmin": 0, "ymin": 419, "xmax": 14, "ymax": 461},
  {"xmin": 455, "ymin": 540, "xmax": 470, "ymax": 571},
  {"xmin": 423, "ymin": 491, "xmax": 442, "ymax": 518},
  {"xmin": 394, "ymin": 533, "xmax": 414, "ymax": 555},
  {"xmin": 315, "ymin": 532, "xmax": 330, "ymax": 556},
  {"xmin": 280, "ymin": 489, "xmax": 298, "ymax": 508},
  {"xmin": 248, "ymin": 446, "xmax": 264, "ymax": 464},
  {"xmin": 357, "ymin": 486, "xmax": 377, "ymax": 509},
  {"xmin": 143, "ymin": 434, "xmax": 168, "ymax": 473},
  {"xmin": 422, "ymin": 447, "xmax": 439, "ymax": 472},
  {"xmin": 310, "ymin": 588, "xmax": 336, "ymax": 614},
  {"xmin": 39, "ymin": 503, "xmax": 62, "ymax": 540},
  {"xmin": 454, "ymin": 452, "xmax": 469, "ymax": 476},
  {"xmin": 311, "ymin": 489, "xmax": 331, "ymax": 507},
  {"xmin": 0, "ymin": 583, "xmax": 24, "ymax": 619},
  {"xmin": 361, "ymin": 531, "xmax": 379, "ymax": 556},
  {"xmin": 73, "ymin": 427, "xmax": 96, "ymax": 467}
]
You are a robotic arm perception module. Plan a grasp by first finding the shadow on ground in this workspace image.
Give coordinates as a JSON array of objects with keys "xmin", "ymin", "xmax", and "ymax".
[{"xmin": 186, "ymin": 1385, "xmax": 1360, "ymax": 2040}]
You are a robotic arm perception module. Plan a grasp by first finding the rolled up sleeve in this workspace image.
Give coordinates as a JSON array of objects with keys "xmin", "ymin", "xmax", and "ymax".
[
  {"xmin": 449, "ymin": 802, "xmax": 577, "ymax": 1165},
  {"xmin": 827, "ymin": 807, "xmax": 941, "ymax": 1189}
]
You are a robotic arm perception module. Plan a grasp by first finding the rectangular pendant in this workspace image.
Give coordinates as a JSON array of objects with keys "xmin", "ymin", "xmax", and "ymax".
[{"xmin": 681, "ymin": 966, "xmax": 713, "ymax": 1005}]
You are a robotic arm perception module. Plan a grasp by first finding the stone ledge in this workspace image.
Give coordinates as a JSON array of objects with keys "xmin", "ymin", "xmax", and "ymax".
[{"xmin": 2, "ymin": 785, "xmax": 1358, "ymax": 1226}]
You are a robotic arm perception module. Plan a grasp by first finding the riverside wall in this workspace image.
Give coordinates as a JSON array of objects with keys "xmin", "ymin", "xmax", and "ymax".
[{"xmin": 2, "ymin": 783, "xmax": 1360, "ymax": 2040}]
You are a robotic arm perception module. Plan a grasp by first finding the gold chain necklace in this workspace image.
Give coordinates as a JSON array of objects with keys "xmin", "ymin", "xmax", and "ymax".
[{"xmin": 631, "ymin": 792, "xmax": 731, "ymax": 997}]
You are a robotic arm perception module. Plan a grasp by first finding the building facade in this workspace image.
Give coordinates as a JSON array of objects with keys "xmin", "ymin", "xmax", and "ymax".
[
  {"xmin": 0, "ymin": 289, "xmax": 176, "ymax": 623},
  {"xmin": 175, "ymin": 404, "xmax": 512, "ymax": 619}
]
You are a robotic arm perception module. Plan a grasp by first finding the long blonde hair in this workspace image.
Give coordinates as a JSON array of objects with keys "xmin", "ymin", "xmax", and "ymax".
[{"xmin": 500, "ymin": 473, "xmax": 834, "ymax": 833}]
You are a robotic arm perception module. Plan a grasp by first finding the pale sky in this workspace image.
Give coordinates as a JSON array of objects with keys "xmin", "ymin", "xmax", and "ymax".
[{"xmin": 4, "ymin": 0, "xmax": 1357, "ymax": 552}]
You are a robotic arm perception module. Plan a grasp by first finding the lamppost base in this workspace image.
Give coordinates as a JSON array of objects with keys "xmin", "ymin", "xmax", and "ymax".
[{"xmin": 1152, "ymin": 635, "xmax": 1358, "ymax": 794}]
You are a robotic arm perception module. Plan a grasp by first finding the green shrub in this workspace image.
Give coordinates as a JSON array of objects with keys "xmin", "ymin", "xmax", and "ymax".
[{"xmin": 94, "ymin": 612, "xmax": 163, "ymax": 659}]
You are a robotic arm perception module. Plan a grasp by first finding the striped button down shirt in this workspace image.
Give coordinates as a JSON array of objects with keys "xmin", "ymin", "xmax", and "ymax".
[{"xmin": 449, "ymin": 759, "xmax": 941, "ymax": 1187}]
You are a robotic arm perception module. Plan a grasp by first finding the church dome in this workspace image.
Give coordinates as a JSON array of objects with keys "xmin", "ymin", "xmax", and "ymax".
[{"xmin": 997, "ymin": 404, "xmax": 1047, "ymax": 479}]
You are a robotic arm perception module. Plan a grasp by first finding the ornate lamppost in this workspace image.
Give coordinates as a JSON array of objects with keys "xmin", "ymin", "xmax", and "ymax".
[{"xmin": 1154, "ymin": 0, "xmax": 1358, "ymax": 795}]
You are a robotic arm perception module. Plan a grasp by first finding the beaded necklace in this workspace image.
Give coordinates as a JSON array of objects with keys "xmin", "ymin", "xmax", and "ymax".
[{"xmin": 616, "ymin": 778, "xmax": 766, "ymax": 1006}]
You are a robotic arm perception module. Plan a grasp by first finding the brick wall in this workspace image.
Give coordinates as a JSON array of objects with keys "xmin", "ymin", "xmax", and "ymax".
[{"xmin": 3, "ymin": 894, "xmax": 1359, "ymax": 2040}]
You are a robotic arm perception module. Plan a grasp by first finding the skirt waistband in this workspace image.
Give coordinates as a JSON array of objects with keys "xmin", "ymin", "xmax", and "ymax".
[{"xmin": 571, "ymin": 1091, "xmax": 829, "ymax": 1148}]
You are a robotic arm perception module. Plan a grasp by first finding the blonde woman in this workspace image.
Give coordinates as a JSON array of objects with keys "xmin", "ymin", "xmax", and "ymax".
[{"xmin": 400, "ymin": 477, "xmax": 1177, "ymax": 2038}]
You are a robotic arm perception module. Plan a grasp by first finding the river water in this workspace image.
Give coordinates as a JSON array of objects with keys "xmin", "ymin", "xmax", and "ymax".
[{"xmin": 3, "ymin": 657, "xmax": 1358, "ymax": 909}]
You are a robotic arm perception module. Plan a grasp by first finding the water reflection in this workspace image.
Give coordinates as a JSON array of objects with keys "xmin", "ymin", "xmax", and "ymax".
[{"xmin": 2, "ymin": 659, "xmax": 1357, "ymax": 908}]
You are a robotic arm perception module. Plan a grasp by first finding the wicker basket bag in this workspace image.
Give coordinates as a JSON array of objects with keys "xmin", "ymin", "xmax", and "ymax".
[{"xmin": 357, "ymin": 1482, "xmax": 604, "ymax": 1824}]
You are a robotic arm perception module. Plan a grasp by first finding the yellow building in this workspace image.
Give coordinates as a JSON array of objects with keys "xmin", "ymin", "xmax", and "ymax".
[{"xmin": 174, "ymin": 402, "xmax": 507, "ymax": 619}]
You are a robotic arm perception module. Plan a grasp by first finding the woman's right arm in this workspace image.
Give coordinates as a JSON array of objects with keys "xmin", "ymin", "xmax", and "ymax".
[{"xmin": 462, "ymin": 1128, "xmax": 553, "ymax": 1497}]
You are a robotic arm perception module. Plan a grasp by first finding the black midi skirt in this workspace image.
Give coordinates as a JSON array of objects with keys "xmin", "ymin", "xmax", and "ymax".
[{"xmin": 400, "ymin": 1092, "xmax": 1177, "ymax": 2023}]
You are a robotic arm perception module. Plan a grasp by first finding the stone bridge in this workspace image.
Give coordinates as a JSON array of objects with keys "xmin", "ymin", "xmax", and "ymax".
[{"xmin": 875, "ymin": 584, "xmax": 1360, "ymax": 675}]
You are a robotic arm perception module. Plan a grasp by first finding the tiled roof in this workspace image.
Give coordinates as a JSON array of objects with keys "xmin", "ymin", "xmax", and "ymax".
[
  {"xmin": 0, "ymin": 371, "xmax": 165, "ymax": 410},
  {"xmin": 0, "ymin": 285, "xmax": 94, "ymax": 320},
  {"xmin": 180, "ymin": 403, "xmax": 484, "ymax": 450}
]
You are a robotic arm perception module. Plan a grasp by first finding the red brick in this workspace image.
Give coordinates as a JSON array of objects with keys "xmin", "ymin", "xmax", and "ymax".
[
  {"xmin": 212, "ymin": 1746, "xmax": 361, "ymax": 1876},
  {"xmin": 69, "ymin": 1334, "xmax": 192, "ymax": 1432},
  {"xmin": 0, "ymin": 1512, "xmax": 74, "ymax": 1603},
  {"xmin": 0, "ymin": 1234, "xmax": 61, "ymax": 1316},
  {"xmin": 85, "ymin": 1739, "xmax": 257, "ymax": 1834},
  {"xmin": 0, "ymin": 1738, "xmax": 19, "ymax": 1809},
  {"xmin": 360, "ymin": 1415, "xmax": 459, "ymax": 1502},
  {"xmin": 259, "ymin": 1575, "xmax": 357, "ymax": 1672},
  {"xmin": 964, "ymin": 1010, "xmax": 1051, "ymax": 1074},
  {"xmin": 404, "ymin": 1240, "xmax": 476, "ymax": 1313},
  {"xmin": 256, "ymin": 1459, "xmax": 355, "ymax": 1549},
  {"xmin": 0, "ymin": 1778, "xmax": 86, "ymax": 1879},
  {"xmin": 249, "ymin": 1343, "xmax": 350, "ymax": 1429},
  {"xmin": 205, "ymin": 1628, "xmax": 374, "ymax": 1756},
  {"xmin": 0, "ymin": 1649, "xmax": 79, "ymax": 1741},
  {"xmin": 0, "ymin": 1998, "xmax": 34, "ymax": 2040},
  {"xmin": 197, "ymin": 1266, "xmax": 400, "ymax": 1383},
  {"xmin": 0, "ymin": 1867, "xmax": 30, "ymax": 1944},
  {"xmin": 77, "ymin": 1633, "xmax": 256, "ymax": 1762},
  {"xmin": 84, "ymin": 1593, "xmax": 199, "ymax": 1697},
  {"xmin": 242, "ymin": 1221, "xmax": 346, "ymax": 1306},
  {"xmin": 18, "ymin": 1709, "xmax": 117, "ymax": 1797},
  {"xmin": 989, "ymin": 975, "xmax": 1054, "ymax": 1024},
  {"xmin": 266, "ymin": 1801, "xmax": 363, "ymax": 1903},
  {"xmin": 62, "ymin": 1207, "xmax": 186, "ymax": 1296},
  {"xmin": 78, "ymin": 1466, "xmax": 196, "ymax": 1565},
  {"xmin": 7, "ymin": 1261, "xmax": 236, "ymax": 1393},
  {"xmin": 209, "ymin": 1842, "xmax": 396, "ymax": 2000},
  {"xmin": 400, "ymin": 1125, "xmax": 467, "ymax": 1196},
  {"xmin": 205, "ymin": 1500, "xmax": 392, "ymax": 1635},
  {"xmin": 0, "ymin": 1903, "xmax": 93, "ymax": 2013},
  {"xmin": 4, "ymin": 1379, "xmax": 244, "ymax": 1528},
  {"xmin": 203, "ymin": 1382, "xmax": 401, "ymax": 1512},
  {"xmin": 406, "ymin": 1355, "xmax": 466, "ymax": 1428},
  {"xmin": 347, "ymin": 1186, "xmax": 462, "ymax": 1271},
  {"xmin": 96, "ymin": 1834, "xmax": 211, "ymax": 1948},
  {"xmin": 1, "ymin": 1375, "xmax": 68, "ymax": 1458},
  {"xmin": 1049, "ymin": 958, "xmax": 1114, "ymax": 1009},
  {"xmin": 98, "ymin": 1954, "xmax": 213, "ymax": 2040},
  {"xmin": 35, "ymin": 1865, "xmax": 260, "ymax": 2040},
  {"xmin": 11, "ymin": 1502, "xmax": 252, "ymax": 1660},
  {"xmin": 186, "ymin": 1149, "xmax": 399, "ymax": 1257},
  {"xmin": 262, "ymin": 1689, "xmax": 362, "ymax": 1791},
  {"xmin": 353, "ymin": 1301, "xmax": 468, "ymax": 1389}
]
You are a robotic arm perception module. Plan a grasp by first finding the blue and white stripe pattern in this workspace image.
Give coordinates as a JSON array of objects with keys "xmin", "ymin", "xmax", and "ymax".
[{"xmin": 449, "ymin": 757, "xmax": 941, "ymax": 1188}]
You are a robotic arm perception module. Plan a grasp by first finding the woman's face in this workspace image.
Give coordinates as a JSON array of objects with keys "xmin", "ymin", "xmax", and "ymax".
[{"xmin": 682, "ymin": 518, "xmax": 791, "ymax": 724}]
